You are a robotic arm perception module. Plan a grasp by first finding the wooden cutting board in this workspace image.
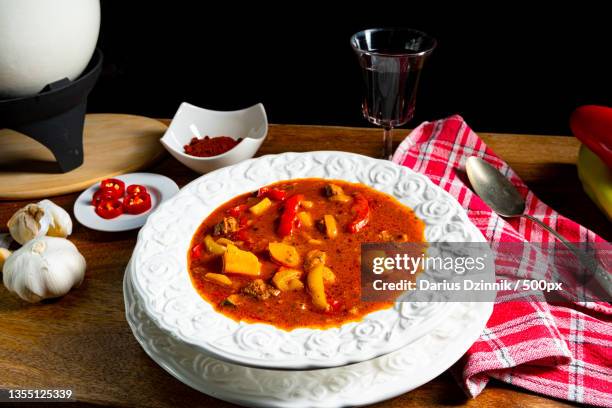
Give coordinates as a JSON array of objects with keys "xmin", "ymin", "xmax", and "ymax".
[
  {"xmin": 0, "ymin": 113, "xmax": 167, "ymax": 200},
  {"xmin": 0, "ymin": 126, "xmax": 593, "ymax": 408}
]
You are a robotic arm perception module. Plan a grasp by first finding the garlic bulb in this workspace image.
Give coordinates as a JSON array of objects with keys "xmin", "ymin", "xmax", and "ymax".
[
  {"xmin": 2, "ymin": 236, "xmax": 86, "ymax": 303},
  {"xmin": 7, "ymin": 199, "xmax": 73, "ymax": 245}
]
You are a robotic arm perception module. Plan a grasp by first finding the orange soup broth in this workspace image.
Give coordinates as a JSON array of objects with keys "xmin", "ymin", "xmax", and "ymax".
[{"xmin": 188, "ymin": 178, "xmax": 425, "ymax": 330}]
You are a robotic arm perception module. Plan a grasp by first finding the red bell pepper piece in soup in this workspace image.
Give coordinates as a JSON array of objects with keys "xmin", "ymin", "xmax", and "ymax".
[
  {"xmin": 277, "ymin": 194, "xmax": 304, "ymax": 237},
  {"xmin": 347, "ymin": 194, "xmax": 370, "ymax": 233},
  {"xmin": 258, "ymin": 186, "xmax": 288, "ymax": 201},
  {"xmin": 228, "ymin": 204, "xmax": 249, "ymax": 217}
]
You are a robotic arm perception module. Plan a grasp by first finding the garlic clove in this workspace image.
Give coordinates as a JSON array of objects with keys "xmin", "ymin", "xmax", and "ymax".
[
  {"xmin": 22, "ymin": 262, "xmax": 47, "ymax": 302},
  {"xmin": 4, "ymin": 249, "xmax": 46, "ymax": 302},
  {"xmin": 40, "ymin": 243, "xmax": 85, "ymax": 296},
  {"xmin": 7, "ymin": 203, "xmax": 51, "ymax": 245},
  {"xmin": 0, "ymin": 247, "xmax": 11, "ymax": 270},
  {"xmin": 38, "ymin": 200, "xmax": 73, "ymax": 238}
]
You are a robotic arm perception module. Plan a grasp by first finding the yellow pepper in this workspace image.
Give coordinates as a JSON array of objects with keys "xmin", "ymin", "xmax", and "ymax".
[
  {"xmin": 272, "ymin": 267, "xmax": 304, "ymax": 291},
  {"xmin": 204, "ymin": 273, "xmax": 232, "ymax": 286},
  {"xmin": 269, "ymin": 242, "xmax": 301, "ymax": 267},
  {"xmin": 204, "ymin": 235, "xmax": 226, "ymax": 255},
  {"xmin": 249, "ymin": 197, "xmax": 272, "ymax": 216},
  {"xmin": 323, "ymin": 214, "xmax": 338, "ymax": 239},
  {"xmin": 307, "ymin": 264, "xmax": 329, "ymax": 311},
  {"xmin": 223, "ymin": 244, "xmax": 261, "ymax": 276},
  {"xmin": 297, "ymin": 211, "xmax": 313, "ymax": 227}
]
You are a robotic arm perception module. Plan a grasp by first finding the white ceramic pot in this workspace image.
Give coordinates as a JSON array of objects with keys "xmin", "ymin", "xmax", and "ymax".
[{"xmin": 0, "ymin": 0, "xmax": 100, "ymax": 98}]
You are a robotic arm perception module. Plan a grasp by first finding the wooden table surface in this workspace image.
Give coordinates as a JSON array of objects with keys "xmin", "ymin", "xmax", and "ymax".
[{"xmin": 1, "ymin": 121, "xmax": 606, "ymax": 408}]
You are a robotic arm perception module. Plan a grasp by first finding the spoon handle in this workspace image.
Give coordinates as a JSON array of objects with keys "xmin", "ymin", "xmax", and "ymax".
[{"xmin": 522, "ymin": 214, "xmax": 612, "ymax": 297}]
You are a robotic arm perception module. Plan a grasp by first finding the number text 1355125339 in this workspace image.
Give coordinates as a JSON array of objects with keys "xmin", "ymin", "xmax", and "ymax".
[{"xmin": 1, "ymin": 389, "xmax": 74, "ymax": 402}]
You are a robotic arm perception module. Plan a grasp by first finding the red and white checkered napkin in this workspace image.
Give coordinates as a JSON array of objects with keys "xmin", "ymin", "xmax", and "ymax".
[{"xmin": 392, "ymin": 115, "xmax": 612, "ymax": 406}]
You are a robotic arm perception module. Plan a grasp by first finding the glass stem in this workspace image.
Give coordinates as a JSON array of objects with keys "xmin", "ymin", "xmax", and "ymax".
[{"xmin": 383, "ymin": 126, "xmax": 393, "ymax": 160}]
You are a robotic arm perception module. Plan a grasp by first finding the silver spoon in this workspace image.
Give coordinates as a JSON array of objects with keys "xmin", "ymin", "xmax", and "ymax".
[{"xmin": 465, "ymin": 156, "xmax": 611, "ymax": 296}]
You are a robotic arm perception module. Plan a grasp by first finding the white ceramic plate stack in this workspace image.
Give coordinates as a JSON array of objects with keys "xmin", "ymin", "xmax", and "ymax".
[{"xmin": 125, "ymin": 151, "xmax": 494, "ymax": 407}]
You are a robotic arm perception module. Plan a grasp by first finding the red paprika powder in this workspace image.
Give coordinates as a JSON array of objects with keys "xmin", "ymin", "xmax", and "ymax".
[{"xmin": 184, "ymin": 136, "xmax": 241, "ymax": 157}]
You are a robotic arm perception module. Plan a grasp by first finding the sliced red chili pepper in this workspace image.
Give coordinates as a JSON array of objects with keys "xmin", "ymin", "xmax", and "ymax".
[
  {"xmin": 191, "ymin": 243, "xmax": 205, "ymax": 259},
  {"xmin": 95, "ymin": 198, "xmax": 124, "ymax": 219},
  {"xmin": 100, "ymin": 178, "xmax": 125, "ymax": 199},
  {"xmin": 123, "ymin": 192, "xmax": 152, "ymax": 215},
  {"xmin": 126, "ymin": 184, "xmax": 148, "ymax": 196},
  {"xmin": 258, "ymin": 186, "xmax": 288, "ymax": 201},
  {"xmin": 277, "ymin": 194, "xmax": 304, "ymax": 237},
  {"xmin": 228, "ymin": 204, "xmax": 249, "ymax": 217},
  {"xmin": 347, "ymin": 194, "xmax": 370, "ymax": 233},
  {"xmin": 92, "ymin": 189, "xmax": 116, "ymax": 206}
]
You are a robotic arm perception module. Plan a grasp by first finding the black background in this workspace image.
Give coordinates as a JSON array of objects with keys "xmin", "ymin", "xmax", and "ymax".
[{"xmin": 89, "ymin": 2, "xmax": 611, "ymax": 135}]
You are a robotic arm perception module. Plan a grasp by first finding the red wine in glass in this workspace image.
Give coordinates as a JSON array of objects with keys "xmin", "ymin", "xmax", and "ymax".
[{"xmin": 351, "ymin": 29, "xmax": 436, "ymax": 159}]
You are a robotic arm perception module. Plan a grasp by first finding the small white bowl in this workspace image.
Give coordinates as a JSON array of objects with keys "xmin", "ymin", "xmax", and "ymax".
[{"xmin": 160, "ymin": 102, "xmax": 267, "ymax": 174}]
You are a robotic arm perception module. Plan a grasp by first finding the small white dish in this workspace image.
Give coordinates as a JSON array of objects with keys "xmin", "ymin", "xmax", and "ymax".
[
  {"xmin": 160, "ymin": 102, "xmax": 268, "ymax": 174},
  {"xmin": 73, "ymin": 172, "xmax": 179, "ymax": 232}
]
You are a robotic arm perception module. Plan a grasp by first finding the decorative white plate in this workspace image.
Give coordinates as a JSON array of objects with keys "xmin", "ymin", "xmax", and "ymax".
[
  {"xmin": 74, "ymin": 172, "xmax": 179, "ymax": 232},
  {"xmin": 130, "ymin": 151, "xmax": 487, "ymax": 369},
  {"xmin": 125, "ymin": 262, "xmax": 493, "ymax": 408}
]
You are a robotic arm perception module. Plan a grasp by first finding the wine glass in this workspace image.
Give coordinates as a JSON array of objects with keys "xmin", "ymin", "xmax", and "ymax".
[{"xmin": 351, "ymin": 28, "xmax": 436, "ymax": 159}]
